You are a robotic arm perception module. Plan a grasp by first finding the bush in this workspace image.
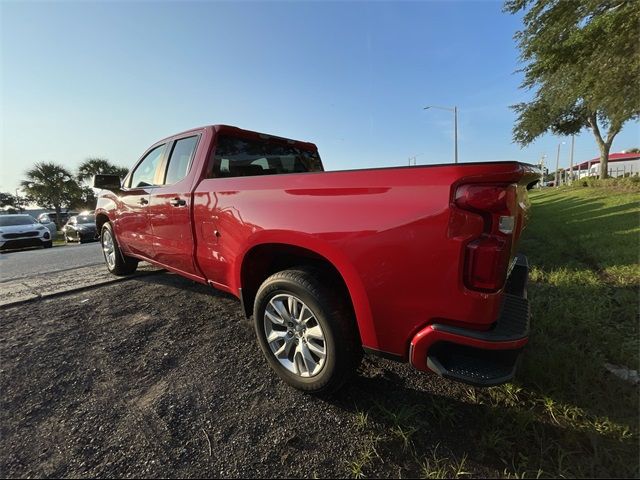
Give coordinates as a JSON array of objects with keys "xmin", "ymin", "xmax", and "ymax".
[{"xmin": 578, "ymin": 175, "xmax": 640, "ymax": 190}]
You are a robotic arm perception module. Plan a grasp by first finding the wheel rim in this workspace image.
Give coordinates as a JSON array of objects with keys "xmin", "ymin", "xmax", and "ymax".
[
  {"xmin": 102, "ymin": 230, "xmax": 116, "ymax": 269},
  {"xmin": 263, "ymin": 293, "xmax": 327, "ymax": 378}
]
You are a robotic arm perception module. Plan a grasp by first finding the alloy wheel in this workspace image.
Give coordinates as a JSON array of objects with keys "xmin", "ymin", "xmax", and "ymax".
[{"xmin": 263, "ymin": 294, "xmax": 327, "ymax": 377}]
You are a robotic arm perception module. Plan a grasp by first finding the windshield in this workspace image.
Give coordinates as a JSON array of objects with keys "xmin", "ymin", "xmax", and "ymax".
[
  {"xmin": 0, "ymin": 215, "xmax": 37, "ymax": 227},
  {"xmin": 76, "ymin": 215, "xmax": 95, "ymax": 224}
]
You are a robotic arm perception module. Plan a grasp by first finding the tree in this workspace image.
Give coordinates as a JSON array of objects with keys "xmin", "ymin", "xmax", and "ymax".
[
  {"xmin": 77, "ymin": 157, "xmax": 128, "ymax": 183},
  {"xmin": 21, "ymin": 162, "xmax": 82, "ymax": 227},
  {"xmin": 0, "ymin": 192, "xmax": 26, "ymax": 212},
  {"xmin": 505, "ymin": 0, "xmax": 640, "ymax": 178},
  {"xmin": 69, "ymin": 186, "xmax": 98, "ymax": 211}
]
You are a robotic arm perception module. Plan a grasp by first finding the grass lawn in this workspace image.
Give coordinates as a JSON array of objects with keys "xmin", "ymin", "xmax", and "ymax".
[
  {"xmin": 345, "ymin": 185, "xmax": 640, "ymax": 478},
  {"xmin": 503, "ymin": 186, "xmax": 638, "ymax": 477}
]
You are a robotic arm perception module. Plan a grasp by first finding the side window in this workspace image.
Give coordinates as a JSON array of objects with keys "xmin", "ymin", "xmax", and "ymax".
[
  {"xmin": 164, "ymin": 136, "xmax": 198, "ymax": 185},
  {"xmin": 129, "ymin": 144, "xmax": 165, "ymax": 188}
]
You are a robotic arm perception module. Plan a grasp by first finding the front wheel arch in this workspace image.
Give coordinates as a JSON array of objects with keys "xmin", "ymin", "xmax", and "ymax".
[
  {"xmin": 95, "ymin": 213, "xmax": 110, "ymax": 235},
  {"xmin": 100, "ymin": 222, "xmax": 138, "ymax": 276}
]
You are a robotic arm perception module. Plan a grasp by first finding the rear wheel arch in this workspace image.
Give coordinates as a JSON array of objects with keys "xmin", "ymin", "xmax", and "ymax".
[
  {"xmin": 253, "ymin": 266, "xmax": 362, "ymax": 393},
  {"xmin": 239, "ymin": 243, "xmax": 365, "ymax": 344}
]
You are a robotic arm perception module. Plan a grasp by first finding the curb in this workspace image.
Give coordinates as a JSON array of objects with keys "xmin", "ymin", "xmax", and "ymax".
[{"xmin": 0, "ymin": 269, "xmax": 165, "ymax": 309}]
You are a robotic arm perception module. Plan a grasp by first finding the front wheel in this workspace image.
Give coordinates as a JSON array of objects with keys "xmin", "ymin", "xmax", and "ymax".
[
  {"xmin": 253, "ymin": 268, "xmax": 362, "ymax": 394},
  {"xmin": 101, "ymin": 223, "xmax": 138, "ymax": 276}
]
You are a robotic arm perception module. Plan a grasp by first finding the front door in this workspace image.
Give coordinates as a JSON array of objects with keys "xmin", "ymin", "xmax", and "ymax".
[
  {"xmin": 116, "ymin": 143, "xmax": 166, "ymax": 258},
  {"xmin": 147, "ymin": 134, "xmax": 200, "ymax": 276}
]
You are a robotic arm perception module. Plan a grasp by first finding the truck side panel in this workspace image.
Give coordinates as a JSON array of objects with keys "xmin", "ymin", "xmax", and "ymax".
[{"xmin": 192, "ymin": 162, "xmax": 534, "ymax": 357}]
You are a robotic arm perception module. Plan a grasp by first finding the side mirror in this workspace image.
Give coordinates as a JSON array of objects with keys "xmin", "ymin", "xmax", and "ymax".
[{"xmin": 93, "ymin": 174, "xmax": 122, "ymax": 190}]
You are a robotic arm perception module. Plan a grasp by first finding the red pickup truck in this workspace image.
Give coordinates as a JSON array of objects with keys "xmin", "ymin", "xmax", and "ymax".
[{"xmin": 94, "ymin": 125, "xmax": 539, "ymax": 393}]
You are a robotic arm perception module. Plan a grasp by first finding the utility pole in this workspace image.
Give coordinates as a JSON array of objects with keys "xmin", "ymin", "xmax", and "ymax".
[
  {"xmin": 539, "ymin": 154, "xmax": 547, "ymax": 188},
  {"xmin": 569, "ymin": 135, "xmax": 575, "ymax": 185},
  {"xmin": 408, "ymin": 153, "xmax": 422, "ymax": 166},
  {"xmin": 555, "ymin": 141, "xmax": 565, "ymax": 187}
]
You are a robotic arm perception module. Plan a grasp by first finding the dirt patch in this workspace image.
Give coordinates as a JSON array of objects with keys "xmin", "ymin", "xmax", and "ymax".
[{"xmin": 0, "ymin": 271, "xmax": 605, "ymax": 478}]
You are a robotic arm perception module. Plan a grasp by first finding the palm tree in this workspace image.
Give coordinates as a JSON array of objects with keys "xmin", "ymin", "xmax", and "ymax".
[
  {"xmin": 77, "ymin": 158, "xmax": 128, "ymax": 183},
  {"xmin": 21, "ymin": 162, "xmax": 81, "ymax": 227}
]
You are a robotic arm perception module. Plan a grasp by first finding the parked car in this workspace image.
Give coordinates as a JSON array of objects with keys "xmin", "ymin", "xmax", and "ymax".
[
  {"xmin": 94, "ymin": 124, "xmax": 539, "ymax": 393},
  {"xmin": 37, "ymin": 211, "xmax": 78, "ymax": 228},
  {"xmin": 0, "ymin": 214, "xmax": 53, "ymax": 250},
  {"xmin": 62, "ymin": 214, "xmax": 98, "ymax": 243},
  {"xmin": 36, "ymin": 217, "xmax": 58, "ymax": 238}
]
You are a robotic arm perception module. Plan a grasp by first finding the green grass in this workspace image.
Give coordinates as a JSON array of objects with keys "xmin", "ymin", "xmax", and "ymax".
[
  {"xmin": 346, "ymin": 185, "xmax": 640, "ymax": 478},
  {"xmin": 52, "ymin": 230, "xmax": 67, "ymax": 246}
]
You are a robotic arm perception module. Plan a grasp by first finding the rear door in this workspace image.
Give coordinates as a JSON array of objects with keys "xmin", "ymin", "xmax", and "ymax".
[
  {"xmin": 147, "ymin": 134, "xmax": 200, "ymax": 276},
  {"xmin": 117, "ymin": 143, "xmax": 167, "ymax": 258}
]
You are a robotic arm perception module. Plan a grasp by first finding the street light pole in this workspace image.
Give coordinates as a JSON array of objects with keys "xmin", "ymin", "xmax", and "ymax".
[
  {"xmin": 423, "ymin": 105, "xmax": 458, "ymax": 164},
  {"xmin": 454, "ymin": 106, "xmax": 458, "ymax": 164}
]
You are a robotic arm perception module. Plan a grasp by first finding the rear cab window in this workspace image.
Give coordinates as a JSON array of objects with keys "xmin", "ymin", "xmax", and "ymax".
[{"xmin": 211, "ymin": 134, "xmax": 323, "ymax": 178}]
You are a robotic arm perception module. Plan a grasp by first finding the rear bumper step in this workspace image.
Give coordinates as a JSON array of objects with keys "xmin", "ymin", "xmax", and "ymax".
[{"xmin": 410, "ymin": 254, "xmax": 530, "ymax": 387}]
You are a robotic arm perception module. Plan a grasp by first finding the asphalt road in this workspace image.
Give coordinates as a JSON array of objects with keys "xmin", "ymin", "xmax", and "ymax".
[{"xmin": 0, "ymin": 242, "xmax": 104, "ymax": 282}]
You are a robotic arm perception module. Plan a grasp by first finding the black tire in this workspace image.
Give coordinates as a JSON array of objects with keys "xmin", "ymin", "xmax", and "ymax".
[
  {"xmin": 101, "ymin": 222, "xmax": 138, "ymax": 276},
  {"xmin": 43, "ymin": 241, "xmax": 53, "ymax": 249},
  {"xmin": 253, "ymin": 267, "xmax": 362, "ymax": 394}
]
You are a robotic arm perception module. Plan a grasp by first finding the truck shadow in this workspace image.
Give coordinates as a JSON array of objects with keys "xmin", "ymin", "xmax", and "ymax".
[
  {"xmin": 325, "ymin": 368, "xmax": 634, "ymax": 477},
  {"xmin": 128, "ymin": 271, "xmax": 635, "ymax": 477}
]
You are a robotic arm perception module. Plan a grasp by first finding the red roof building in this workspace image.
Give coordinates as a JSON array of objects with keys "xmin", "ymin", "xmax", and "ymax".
[{"xmin": 569, "ymin": 152, "xmax": 640, "ymax": 178}]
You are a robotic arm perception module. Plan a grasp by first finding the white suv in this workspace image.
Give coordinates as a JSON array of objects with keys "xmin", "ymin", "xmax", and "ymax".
[{"xmin": 0, "ymin": 215, "xmax": 53, "ymax": 251}]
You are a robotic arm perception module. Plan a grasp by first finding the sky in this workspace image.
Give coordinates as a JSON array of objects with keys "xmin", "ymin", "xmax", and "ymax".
[{"xmin": 1, "ymin": 0, "xmax": 639, "ymax": 193}]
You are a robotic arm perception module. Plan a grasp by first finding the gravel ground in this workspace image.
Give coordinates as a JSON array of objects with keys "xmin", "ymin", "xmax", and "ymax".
[{"xmin": 1, "ymin": 272, "xmax": 502, "ymax": 478}]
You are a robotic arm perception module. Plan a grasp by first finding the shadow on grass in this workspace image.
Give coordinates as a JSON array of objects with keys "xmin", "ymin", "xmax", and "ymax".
[
  {"xmin": 325, "ymin": 372, "xmax": 637, "ymax": 478},
  {"xmin": 525, "ymin": 191, "xmax": 639, "ymax": 270}
]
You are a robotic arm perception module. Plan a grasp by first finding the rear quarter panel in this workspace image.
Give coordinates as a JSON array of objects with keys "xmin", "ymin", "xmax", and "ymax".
[{"xmin": 193, "ymin": 162, "xmax": 535, "ymax": 357}]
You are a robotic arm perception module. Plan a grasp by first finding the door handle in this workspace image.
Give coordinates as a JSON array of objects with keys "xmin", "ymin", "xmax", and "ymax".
[
  {"xmin": 170, "ymin": 197, "xmax": 186, "ymax": 207},
  {"xmin": 137, "ymin": 198, "xmax": 149, "ymax": 206}
]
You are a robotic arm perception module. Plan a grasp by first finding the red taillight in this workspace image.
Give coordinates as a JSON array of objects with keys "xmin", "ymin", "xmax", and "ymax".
[
  {"xmin": 464, "ymin": 235, "xmax": 511, "ymax": 291},
  {"xmin": 455, "ymin": 184, "xmax": 516, "ymax": 293},
  {"xmin": 455, "ymin": 185, "xmax": 510, "ymax": 213}
]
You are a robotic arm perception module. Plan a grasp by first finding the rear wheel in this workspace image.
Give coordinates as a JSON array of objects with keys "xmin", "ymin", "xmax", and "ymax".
[
  {"xmin": 253, "ymin": 267, "xmax": 361, "ymax": 394},
  {"xmin": 101, "ymin": 222, "xmax": 138, "ymax": 276}
]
